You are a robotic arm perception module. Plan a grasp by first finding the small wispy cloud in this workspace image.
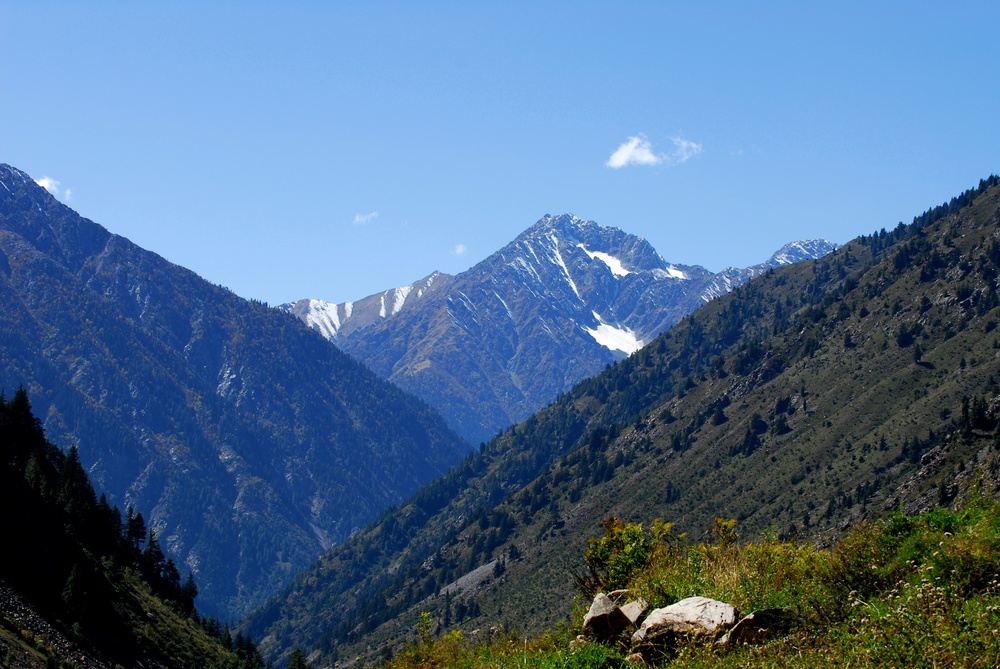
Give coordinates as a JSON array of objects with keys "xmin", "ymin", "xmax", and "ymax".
[
  {"xmin": 352, "ymin": 211, "xmax": 378, "ymax": 226},
  {"xmin": 453, "ymin": 244, "xmax": 467, "ymax": 256},
  {"xmin": 669, "ymin": 137, "xmax": 703, "ymax": 164},
  {"xmin": 35, "ymin": 176, "xmax": 72, "ymax": 201},
  {"xmin": 605, "ymin": 135, "xmax": 703, "ymax": 169}
]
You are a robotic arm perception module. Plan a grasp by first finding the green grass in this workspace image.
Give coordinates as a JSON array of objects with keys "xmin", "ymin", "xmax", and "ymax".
[
  {"xmin": 375, "ymin": 487, "xmax": 1000, "ymax": 668},
  {"xmin": 380, "ymin": 630, "xmax": 624, "ymax": 669}
]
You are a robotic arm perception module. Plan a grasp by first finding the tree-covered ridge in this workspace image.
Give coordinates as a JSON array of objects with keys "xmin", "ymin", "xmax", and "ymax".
[
  {"xmin": 0, "ymin": 388, "xmax": 276, "ymax": 668},
  {"xmin": 244, "ymin": 175, "xmax": 1000, "ymax": 666}
]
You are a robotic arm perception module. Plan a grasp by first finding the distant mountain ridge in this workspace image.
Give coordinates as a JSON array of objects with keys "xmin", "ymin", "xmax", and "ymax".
[
  {"xmin": 284, "ymin": 214, "xmax": 836, "ymax": 443},
  {"xmin": 0, "ymin": 164, "xmax": 469, "ymax": 621}
]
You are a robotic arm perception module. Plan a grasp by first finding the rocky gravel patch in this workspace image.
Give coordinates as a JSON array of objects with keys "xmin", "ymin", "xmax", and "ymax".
[{"xmin": 0, "ymin": 582, "xmax": 109, "ymax": 669}]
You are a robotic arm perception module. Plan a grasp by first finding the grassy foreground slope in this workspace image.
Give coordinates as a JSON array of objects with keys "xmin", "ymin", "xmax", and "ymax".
[
  {"xmin": 381, "ymin": 490, "xmax": 1000, "ymax": 668},
  {"xmin": 246, "ymin": 176, "xmax": 1000, "ymax": 666}
]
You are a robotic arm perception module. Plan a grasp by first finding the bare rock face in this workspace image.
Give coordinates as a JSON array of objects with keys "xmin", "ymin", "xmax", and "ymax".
[{"xmin": 632, "ymin": 596, "xmax": 740, "ymax": 648}]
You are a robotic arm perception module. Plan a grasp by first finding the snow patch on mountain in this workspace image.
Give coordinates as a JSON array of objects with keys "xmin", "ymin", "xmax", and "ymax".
[
  {"xmin": 298, "ymin": 299, "xmax": 343, "ymax": 339},
  {"xmin": 549, "ymin": 233, "xmax": 580, "ymax": 299},
  {"xmin": 493, "ymin": 291, "xmax": 514, "ymax": 323},
  {"xmin": 584, "ymin": 311, "xmax": 644, "ymax": 356},
  {"xmin": 700, "ymin": 273, "xmax": 740, "ymax": 302},
  {"xmin": 653, "ymin": 266, "xmax": 689, "ymax": 280},
  {"xmin": 417, "ymin": 273, "xmax": 441, "ymax": 298},
  {"xmin": 509, "ymin": 256, "xmax": 542, "ymax": 284},
  {"xmin": 577, "ymin": 243, "xmax": 631, "ymax": 277},
  {"xmin": 391, "ymin": 285, "xmax": 412, "ymax": 315}
]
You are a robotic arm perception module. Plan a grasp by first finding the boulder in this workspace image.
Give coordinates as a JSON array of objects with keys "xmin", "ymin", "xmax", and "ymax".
[
  {"xmin": 620, "ymin": 598, "xmax": 649, "ymax": 626},
  {"xmin": 582, "ymin": 593, "xmax": 632, "ymax": 642},
  {"xmin": 718, "ymin": 608, "xmax": 797, "ymax": 646},
  {"xmin": 632, "ymin": 596, "xmax": 739, "ymax": 648}
]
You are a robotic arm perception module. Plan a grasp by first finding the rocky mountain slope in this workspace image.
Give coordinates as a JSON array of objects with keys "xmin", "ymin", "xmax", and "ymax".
[
  {"xmin": 0, "ymin": 164, "xmax": 469, "ymax": 621},
  {"xmin": 285, "ymin": 215, "xmax": 836, "ymax": 443},
  {"xmin": 246, "ymin": 176, "xmax": 1000, "ymax": 667}
]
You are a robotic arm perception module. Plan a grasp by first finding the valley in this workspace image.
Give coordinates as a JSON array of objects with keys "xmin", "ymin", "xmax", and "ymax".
[
  {"xmin": 246, "ymin": 175, "xmax": 1000, "ymax": 667},
  {"xmin": 3, "ymin": 163, "xmax": 1000, "ymax": 669}
]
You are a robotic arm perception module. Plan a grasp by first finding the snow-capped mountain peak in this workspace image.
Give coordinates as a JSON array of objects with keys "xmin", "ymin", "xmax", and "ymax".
[
  {"xmin": 768, "ymin": 239, "xmax": 839, "ymax": 266},
  {"xmin": 282, "ymin": 214, "xmax": 837, "ymax": 444}
]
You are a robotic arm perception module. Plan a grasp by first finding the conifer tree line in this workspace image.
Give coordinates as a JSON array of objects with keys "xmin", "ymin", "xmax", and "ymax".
[
  {"xmin": 0, "ymin": 387, "xmax": 305, "ymax": 668},
  {"xmin": 1, "ymin": 388, "xmax": 196, "ymax": 620}
]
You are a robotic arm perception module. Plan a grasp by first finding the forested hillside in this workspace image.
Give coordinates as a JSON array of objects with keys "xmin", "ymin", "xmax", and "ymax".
[
  {"xmin": 245, "ymin": 176, "xmax": 1000, "ymax": 667},
  {"xmin": 0, "ymin": 389, "xmax": 279, "ymax": 668}
]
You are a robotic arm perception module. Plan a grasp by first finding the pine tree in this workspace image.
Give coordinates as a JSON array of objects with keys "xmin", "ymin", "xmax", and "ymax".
[
  {"xmin": 125, "ymin": 506, "xmax": 147, "ymax": 552},
  {"xmin": 287, "ymin": 648, "xmax": 310, "ymax": 669},
  {"xmin": 180, "ymin": 572, "xmax": 199, "ymax": 616}
]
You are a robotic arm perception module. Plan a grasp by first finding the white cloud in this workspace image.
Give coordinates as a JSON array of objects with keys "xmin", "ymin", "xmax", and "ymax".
[
  {"xmin": 36, "ymin": 176, "xmax": 72, "ymax": 201},
  {"xmin": 454, "ymin": 244, "xmax": 467, "ymax": 256},
  {"xmin": 606, "ymin": 136, "xmax": 662, "ymax": 168},
  {"xmin": 352, "ymin": 211, "xmax": 378, "ymax": 226},
  {"xmin": 605, "ymin": 135, "xmax": 704, "ymax": 169},
  {"xmin": 670, "ymin": 137, "xmax": 703, "ymax": 163}
]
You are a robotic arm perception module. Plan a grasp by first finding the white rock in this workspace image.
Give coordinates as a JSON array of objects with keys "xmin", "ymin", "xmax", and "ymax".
[{"xmin": 632, "ymin": 596, "xmax": 739, "ymax": 645}]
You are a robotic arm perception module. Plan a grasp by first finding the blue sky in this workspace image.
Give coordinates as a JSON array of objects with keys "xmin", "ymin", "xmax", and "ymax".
[{"xmin": 3, "ymin": 2, "xmax": 998, "ymax": 306}]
